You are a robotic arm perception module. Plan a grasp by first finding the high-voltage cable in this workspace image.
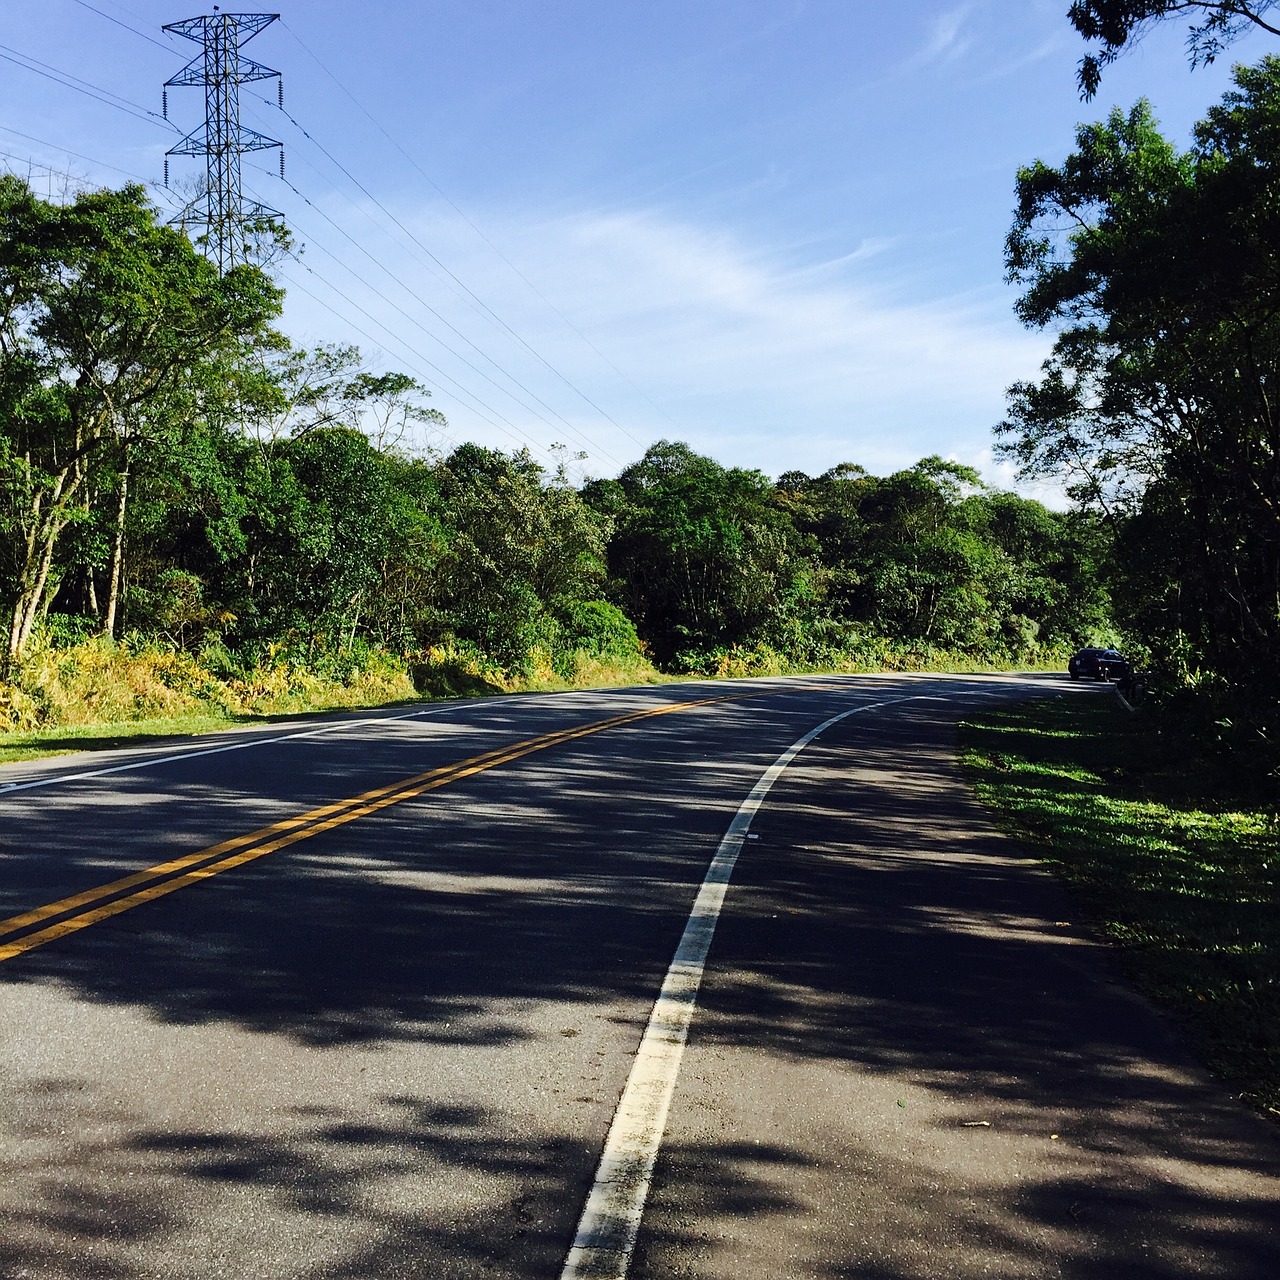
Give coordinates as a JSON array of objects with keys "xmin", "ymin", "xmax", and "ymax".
[
  {"xmin": 256, "ymin": 164, "xmax": 622, "ymax": 467},
  {"xmin": 70, "ymin": 0, "xmax": 177, "ymax": 52},
  {"xmin": 0, "ymin": 42, "xmax": 176, "ymax": 130},
  {"xmin": 279, "ymin": 262, "xmax": 569, "ymax": 473},
  {"xmin": 239, "ymin": 95, "xmax": 622, "ymax": 466},
  {"xmin": 253, "ymin": 231, "xmax": 565, "ymax": 470},
  {"xmin": 0, "ymin": 123, "xmax": 159, "ymax": 184},
  {"xmin": 281, "ymin": 19, "xmax": 671, "ymax": 443},
  {"xmin": 67, "ymin": 1, "xmax": 638, "ymax": 465},
  {"xmin": 247, "ymin": 87, "xmax": 640, "ymax": 455}
]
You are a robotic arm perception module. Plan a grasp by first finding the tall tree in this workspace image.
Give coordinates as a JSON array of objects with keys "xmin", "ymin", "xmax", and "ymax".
[
  {"xmin": 589, "ymin": 441, "xmax": 816, "ymax": 663},
  {"xmin": 1002, "ymin": 60, "xmax": 1280, "ymax": 717},
  {"xmin": 247, "ymin": 341, "xmax": 446, "ymax": 449},
  {"xmin": 0, "ymin": 179, "xmax": 281, "ymax": 667},
  {"xmin": 780, "ymin": 461, "xmax": 1106, "ymax": 654},
  {"xmin": 432, "ymin": 444, "xmax": 610, "ymax": 670}
]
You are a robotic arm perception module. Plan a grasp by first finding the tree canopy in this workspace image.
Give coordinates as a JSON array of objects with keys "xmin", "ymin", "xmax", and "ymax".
[
  {"xmin": 1069, "ymin": 1, "xmax": 1280, "ymax": 95},
  {"xmin": 1002, "ymin": 57, "xmax": 1280, "ymax": 733},
  {"xmin": 0, "ymin": 178, "xmax": 282, "ymax": 666}
]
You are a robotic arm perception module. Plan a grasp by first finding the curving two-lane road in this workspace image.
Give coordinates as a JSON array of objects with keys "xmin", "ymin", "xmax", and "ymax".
[{"xmin": 0, "ymin": 674, "xmax": 1276, "ymax": 1279}]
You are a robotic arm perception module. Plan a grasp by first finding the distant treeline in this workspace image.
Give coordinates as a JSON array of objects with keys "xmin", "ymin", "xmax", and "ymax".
[{"xmin": 0, "ymin": 174, "xmax": 1107, "ymax": 699}]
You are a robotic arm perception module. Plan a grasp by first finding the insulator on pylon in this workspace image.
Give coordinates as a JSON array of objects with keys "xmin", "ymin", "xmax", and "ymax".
[
  {"xmin": 161, "ymin": 10, "xmax": 281, "ymax": 274},
  {"xmin": 164, "ymin": 158, "xmax": 170, "ymax": 187},
  {"xmin": 163, "ymin": 89, "xmax": 168, "ymax": 119},
  {"xmin": 279, "ymin": 148, "xmax": 285, "ymax": 179}
]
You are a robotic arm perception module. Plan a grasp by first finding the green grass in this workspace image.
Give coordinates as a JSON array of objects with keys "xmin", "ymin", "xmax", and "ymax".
[
  {"xmin": 0, "ymin": 712, "xmax": 243, "ymax": 765},
  {"xmin": 960, "ymin": 694, "xmax": 1280, "ymax": 1120},
  {"xmin": 0, "ymin": 635, "xmax": 677, "ymax": 769}
]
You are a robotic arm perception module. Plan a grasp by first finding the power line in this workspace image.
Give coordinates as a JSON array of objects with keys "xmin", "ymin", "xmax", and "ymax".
[
  {"xmin": 67, "ymin": 0, "xmax": 178, "ymax": 52},
  {"xmin": 270, "ymin": 190, "xmax": 567, "ymax": 454},
  {"xmin": 245, "ymin": 87, "xmax": 644, "ymax": 454},
  {"xmin": 170, "ymin": 26, "xmax": 599, "ymax": 476},
  {"xmin": 8, "ymin": 6, "xmax": 574, "ymax": 474},
  {"xmin": 241, "ymin": 96, "xmax": 623, "ymax": 470},
  {"xmin": 248, "ymin": 204, "xmax": 570, "ymax": 472},
  {"xmin": 283, "ymin": 262, "xmax": 582, "ymax": 477},
  {"xmin": 252, "ymin": 163, "xmax": 623, "ymax": 466},
  {"xmin": 240, "ymin": 96, "xmax": 519, "ymax": 348},
  {"xmin": 238, "ymin": 97, "xmax": 622, "ymax": 476},
  {"xmin": 53, "ymin": 4, "xmax": 601, "ymax": 474},
  {"xmin": 280, "ymin": 19, "xmax": 675, "ymax": 441},
  {"xmin": 0, "ymin": 124, "xmax": 159, "ymax": 186},
  {"xmin": 252, "ymin": 277, "xmax": 466, "ymax": 458},
  {"xmin": 0, "ymin": 42, "xmax": 177, "ymax": 131},
  {"xmin": 48, "ymin": 2, "xmax": 640, "ymax": 467},
  {"xmin": 0, "ymin": 153, "xmax": 183, "ymax": 233},
  {"xmin": 244, "ymin": 167, "xmax": 579, "ymax": 470},
  {"xmin": 0, "ymin": 149, "xmax": 100, "ymax": 191}
]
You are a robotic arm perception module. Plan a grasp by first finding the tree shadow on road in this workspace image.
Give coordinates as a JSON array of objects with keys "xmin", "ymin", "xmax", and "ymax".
[
  {"xmin": 1, "ymin": 683, "xmax": 1277, "ymax": 1278},
  {"xmin": 0, "ymin": 1081, "xmax": 808, "ymax": 1280},
  {"xmin": 632, "ymin": 699, "xmax": 1280, "ymax": 1278}
]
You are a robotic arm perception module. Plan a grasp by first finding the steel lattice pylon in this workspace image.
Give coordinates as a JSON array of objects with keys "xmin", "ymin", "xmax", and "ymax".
[{"xmin": 164, "ymin": 9, "xmax": 282, "ymax": 273}]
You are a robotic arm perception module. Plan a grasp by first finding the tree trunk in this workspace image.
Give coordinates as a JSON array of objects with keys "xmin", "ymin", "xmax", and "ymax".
[
  {"xmin": 4, "ymin": 436, "xmax": 94, "ymax": 671},
  {"xmin": 7, "ymin": 521, "xmax": 62, "ymax": 669},
  {"xmin": 6, "ymin": 600, "xmax": 26, "ymax": 675},
  {"xmin": 101, "ymin": 446, "xmax": 130, "ymax": 640}
]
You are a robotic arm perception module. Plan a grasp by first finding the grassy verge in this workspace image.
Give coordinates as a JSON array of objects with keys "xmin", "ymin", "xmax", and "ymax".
[
  {"xmin": 0, "ymin": 640, "xmax": 670, "ymax": 768},
  {"xmin": 0, "ymin": 632, "xmax": 1061, "ymax": 769},
  {"xmin": 960, "ymin": 692, "xmax": 1280, "ymax": 1120},
  {"xmin": 677, "ymin": 637, "xmax": 1070, "ymax": 679},
  {"xmin": 0, "ymin": 713, "xmax": 296, "ymax": 766}
]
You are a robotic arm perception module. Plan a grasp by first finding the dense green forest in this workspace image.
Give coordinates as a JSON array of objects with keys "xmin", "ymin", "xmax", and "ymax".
[{"xmin": 0, "ymin": 172, "xmax": 1106, "ymax": 729}]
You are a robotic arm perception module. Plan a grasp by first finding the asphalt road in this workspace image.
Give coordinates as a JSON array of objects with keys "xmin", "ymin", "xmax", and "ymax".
[{"xmin": 0, "ymin": 674, "xmax": 1276, "ymax": 1279}]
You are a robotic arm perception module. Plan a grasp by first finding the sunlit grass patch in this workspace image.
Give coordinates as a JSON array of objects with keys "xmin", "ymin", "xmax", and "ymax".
[
  {"xmin": 0, "ymin": 712, "xmax": 253, "ymax": 766},
  {"xmin": 961, "ymin": 695, "xmax": 1280, "ymax": 1120},
  {"xmin": 0, "ymin": 638, "xmax": 670, "ymax": 768}
]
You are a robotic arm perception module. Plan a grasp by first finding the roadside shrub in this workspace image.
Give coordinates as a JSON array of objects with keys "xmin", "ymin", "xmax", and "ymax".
[
  {"xmin": 0, "ymin": 635, "xmax": 419, "ymax": 731},
  {"xmin": 557, "ymin": 600, "xmax": 644, "ymax": 660}
]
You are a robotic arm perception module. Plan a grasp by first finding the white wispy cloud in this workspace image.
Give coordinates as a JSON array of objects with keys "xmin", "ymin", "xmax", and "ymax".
[
  {"xmin": 281, "ymin": 197, "xmax": 1051, "ymax": 487},
  {"xmin": 971, "ymin": 32, "xmax": 1075, "ymax": 86},
  {"xmin": 903, "ymin": 5, "xmax": 976, "ymax": 71}
]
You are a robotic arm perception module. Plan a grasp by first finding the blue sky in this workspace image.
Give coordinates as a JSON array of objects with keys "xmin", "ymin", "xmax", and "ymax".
[{"xmin": 1, "ymin": 2, "xmax": 1274, "ymax": 490}]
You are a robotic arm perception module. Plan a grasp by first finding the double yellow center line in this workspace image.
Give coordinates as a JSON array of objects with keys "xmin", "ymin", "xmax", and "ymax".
[{"xmin": 0, "ymin": 695, "xmax": 728, "ymax": 965}]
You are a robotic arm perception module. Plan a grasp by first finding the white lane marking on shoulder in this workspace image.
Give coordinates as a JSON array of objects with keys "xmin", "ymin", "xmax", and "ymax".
[
  {"xmin": 0, "ymin": 682, "xmax": 737, "ymax": 798},
  {"xmin": 0, "ymin": 705, "xmax": 453, "ymax": 797},
  {"xmin": 0, "ymin": 677, "xmax": 886, "ymax": 799},
  {"xmin": 560, "ymin": 694, "xmax": 921, "ymax": 1280}
]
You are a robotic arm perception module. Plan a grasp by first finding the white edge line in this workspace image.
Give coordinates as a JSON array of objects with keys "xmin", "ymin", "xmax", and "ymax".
[
  {"xmin": 0, "ymin": 674, "xmax": 903, "ymax": 799},
  {"xmin": 0, "ymin": 705, "xmax": 452, "ymax": 797},
  {"xmin": 559, "ymin": 694, "xmax": 921, "ymax": 1280},
  {"xmin": 0, "ymin": 682, "xmax": 723, "ymax": 798}
]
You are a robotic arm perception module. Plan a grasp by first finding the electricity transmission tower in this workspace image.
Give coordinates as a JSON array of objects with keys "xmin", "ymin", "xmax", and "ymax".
[{"xmin": 164, "ymin": 9, "xmax": 283, "ymax": 273}]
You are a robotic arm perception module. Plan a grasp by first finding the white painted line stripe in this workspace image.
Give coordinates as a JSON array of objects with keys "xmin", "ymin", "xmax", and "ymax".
[
  {"xmin": 0, "ymin": 683, "xmax": 742, "ymax": 798},
  {"xmin": 0, "ymin": 704, "xmax": 452, "ymax": 797},
  {"xmin": 560, "ymin": 695, "xmax": 921, "ymax": 1280},
  {"xmin": 0, "ymin": 674, "xmax": 905, "ymax": 799}
]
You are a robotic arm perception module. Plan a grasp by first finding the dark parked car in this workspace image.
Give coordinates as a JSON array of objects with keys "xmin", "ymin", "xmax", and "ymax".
[{"xmin": 1068, "ymin": 647, "xmax": 1130, "ymax": 681}]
